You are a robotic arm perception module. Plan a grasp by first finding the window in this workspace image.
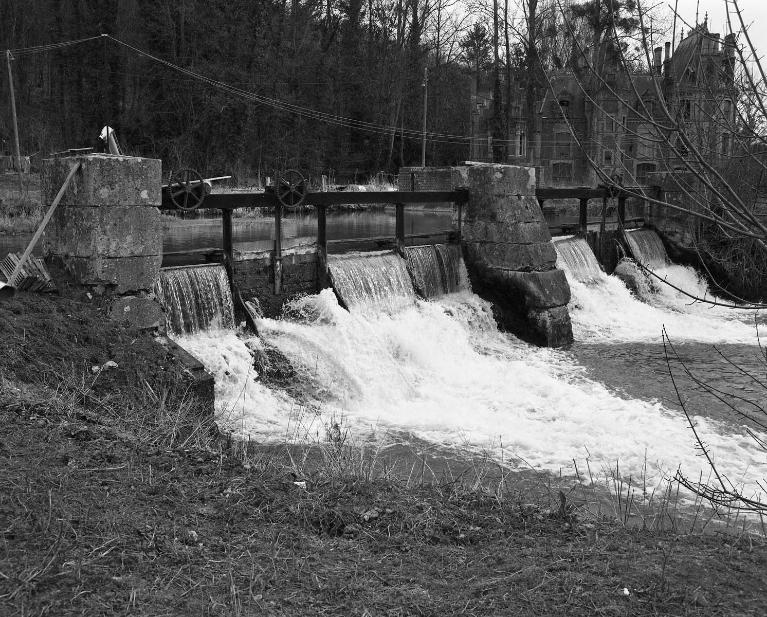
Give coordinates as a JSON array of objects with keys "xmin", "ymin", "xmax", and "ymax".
[
  {"xmin": 636, "ymin": 163, "xmax": 657, "ymax": 184},
  {"xmin": 552, "ymin": 162, "xmax": 572, "ymax": 184},
  {"xmin": 637, "ymin": 124, "xmax": 656, "ymax": 159},
  {"xmin": 721, "ymin": 134, "xmax": 731, "ymax": 156},
  {"xmin": 604, "ymin": 150, "xmax": 613, "ymax": 164},
  {"xmin": 517, "ymin": 131, "xmax": 526, "ymax": 157},
  {"xmin": 559, "ymin": 99, "xmax": 570, "ymax": 118},
  {"xmin": 554, "ymin": 132, "xmax": 571, "ymax": 158},
  {"xmin": 722, "ymin": 99, "xmax": 732, "ymax": 122}
]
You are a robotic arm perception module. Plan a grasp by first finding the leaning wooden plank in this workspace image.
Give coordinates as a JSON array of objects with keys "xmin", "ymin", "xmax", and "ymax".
[{"xmin": 7, "ymin": 162, "xmax": 81, "ymax": 287}]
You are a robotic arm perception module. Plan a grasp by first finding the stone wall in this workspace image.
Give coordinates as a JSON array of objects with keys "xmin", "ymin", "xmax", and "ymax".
[
  {"xmin": 453, "ymin": 163, "xmax": 573, "ymax": 347},
  {"xmin": 232, "ymin": 247, "xmax": 319, "ymax": 317},
  {"xmin": 42, "ymin": 154, "xmax": 163, "ymax": 299}
]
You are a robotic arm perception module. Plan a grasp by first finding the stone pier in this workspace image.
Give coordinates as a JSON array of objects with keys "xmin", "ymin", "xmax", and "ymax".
[
  {"xmin": 455, "ymin": 164, "xmax": 573, "ymax": 347},
  {"xmin": 40, "ymin": 153, "xmax": 214, "ymax": 408},
  {"xmin": 401, "ymin": 164, "xmax": 573, "ymax": 347},
  {"xmin": 41, "ymin": 154, "xmax": 165, "ymax": 328}
]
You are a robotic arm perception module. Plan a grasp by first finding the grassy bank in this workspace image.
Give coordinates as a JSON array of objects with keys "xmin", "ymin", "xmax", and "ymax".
[
  {"xmin": 0, "ymin": 172, "xmax": 43, "ymax": 234},
  {"xmin": 2, "ymin": 293, "xmax": 767, "ymax": 616}
]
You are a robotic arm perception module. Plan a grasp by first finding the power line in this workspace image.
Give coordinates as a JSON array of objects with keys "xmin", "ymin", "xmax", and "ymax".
[
  {"xmin": 6, "ymin": 32, "xmax": 523, "ymax": 147},
  {"xmin": 8, "ymin": 34, "xmax": 106, "ymax": 57}
]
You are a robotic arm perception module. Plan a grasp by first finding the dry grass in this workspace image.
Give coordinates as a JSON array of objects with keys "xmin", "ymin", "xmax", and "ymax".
[{"xmin": 0, "ymin": 173, "xmax": 43, "ymax": 234}]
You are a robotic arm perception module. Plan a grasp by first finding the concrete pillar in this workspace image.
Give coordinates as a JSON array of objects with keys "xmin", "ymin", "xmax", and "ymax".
[
  {"xmin": 454, "ymin": 163, "xmax": 573, "ymax": 347},
  {"xmin": 41, "ymin": 154, "xmax": 164, "ymax": 328}
]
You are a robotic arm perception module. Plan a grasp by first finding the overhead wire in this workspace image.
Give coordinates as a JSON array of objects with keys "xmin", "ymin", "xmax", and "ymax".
[{"xmin": 5, "ymin": 32, "xmax": 525, "ymax": 146}]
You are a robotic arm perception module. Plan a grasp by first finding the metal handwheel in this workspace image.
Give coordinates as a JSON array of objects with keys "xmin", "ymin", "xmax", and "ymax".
[
  {"xmin": 169, "ymin": 168, "xmax": 207, "ymax": 211},
  {"xmin": 276, "ymin": 169, "xmax": 308, "ymax": 207}
]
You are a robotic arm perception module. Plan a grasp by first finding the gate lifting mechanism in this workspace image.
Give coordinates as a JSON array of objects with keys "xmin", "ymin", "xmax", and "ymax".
[
  {"xmin": 163, "ymin": 169, "xmax": 307, "ymax": 211},
  {"xmin": 274, "ymin": 169, "xmax": 308, "ymax": 208},
  {"xmin": 163, "ymin": 169, "xmax": 232, "ymax": 211}
]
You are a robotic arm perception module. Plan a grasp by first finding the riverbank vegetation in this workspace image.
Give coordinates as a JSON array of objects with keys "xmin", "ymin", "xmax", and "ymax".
[
  {"xmin": 2, "ymin": 292, "xmax": 767, "ymax": 615},
  {"xmin": 0, "ymin": 173, "xmax": 42, "ymax": 234}
]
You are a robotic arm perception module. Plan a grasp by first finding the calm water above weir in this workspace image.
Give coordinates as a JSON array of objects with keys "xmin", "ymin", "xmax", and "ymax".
[
  {"xmin": 163, "ymin": 208, "xmax": 455, "ymax": 255},
  {"xmin": 0, "ymin": 208, "xmax": 455, "ymax": 257}
]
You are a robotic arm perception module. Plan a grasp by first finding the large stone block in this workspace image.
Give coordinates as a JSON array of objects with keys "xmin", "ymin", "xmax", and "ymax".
[
  {"xmin": 44, "ymin": 206, "xmax": 162, "ymax": 257},
  {"xmin": 47, "ymin": 254, "xmax": 162, "ymax": 295},
  {"xmin": 453, "ymin": 163, "xmax": 537, "ymax": 196},
  {"xmin": 41, "ymin": 154, "xmax": 161, "ymax": 206},
  {"xmin": 527, "ymin": 306, "xmax": 573, "ymax": 347},
  {"xmin": 498, "ymin": 269, "xmax": 571, "ymax": 309},
  {"xmin": 463, "ymin": 220, "xmax": 551, "ymax": 244},
  {"xmin": 109, "ymin": 295, "xmax": 165, "ymax": 331},
  {"xmin": 464, "ymin": 241, "xmax": 557, "ymax": 271}
]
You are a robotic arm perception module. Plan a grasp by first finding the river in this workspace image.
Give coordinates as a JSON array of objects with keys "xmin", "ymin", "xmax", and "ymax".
[{"xmin": 5, "ymin": 208, "xmax": 765, "ymax": 505}]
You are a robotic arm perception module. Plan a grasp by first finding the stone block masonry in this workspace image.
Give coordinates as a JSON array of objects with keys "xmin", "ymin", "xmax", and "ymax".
[
  {"xmin": 41, "ymin": 154, "xmax": 163, "ymax": 297},
  {"xmin": 453, "ymin": 163, "xmax": 573, "ymax": 347}
]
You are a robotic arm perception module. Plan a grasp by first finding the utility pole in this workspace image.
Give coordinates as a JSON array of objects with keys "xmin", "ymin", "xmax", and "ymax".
[
  {"xmin": 421, "ymin": 66, "xmax": 428, "ymax": 168},
  {"xmin": 6, "ymin": 50, "xmax": 23, "ymax": 195}
]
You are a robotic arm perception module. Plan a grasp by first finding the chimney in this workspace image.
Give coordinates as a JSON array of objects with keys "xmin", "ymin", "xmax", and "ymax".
[
  {"xmin": 664, "ymin": 42, "xmax": 671, "ymax": 78},
  {"xmin": 653, "ymin": 47, "xmax": 663, "ymax": 74}
]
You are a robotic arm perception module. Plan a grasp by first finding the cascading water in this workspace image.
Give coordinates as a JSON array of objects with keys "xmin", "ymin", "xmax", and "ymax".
[
  {"xmin": 404, "ymin": 244, "xmax": 469, "ymax": 298},
  {"xmin": 164, "ymin": 234, "xmax": 767, "ymax": 511},
  {"xmin": 177, "ymin": 288, "xmax": 767, "ymax": 507},
  {"xmin": 552, "ymin": 233, "xmax": 761, "ymax": 343},
  {"xmin": 621, "ymin": 230, "xmax": 762, "ymax": 326},
  {"xmin": 154, "ymin": 264, "xmax": 235, "ymax": 334},
  {"xmin": 553, "ymin": 236, "xmax": 604, "ymax": 283},
  {"xmin": 625, "ymin": 229, "xmax": 669, "ymax": 268},
  {"xmin": 328, "ymin": 251, "xmax": 416, "ymax": 314}
]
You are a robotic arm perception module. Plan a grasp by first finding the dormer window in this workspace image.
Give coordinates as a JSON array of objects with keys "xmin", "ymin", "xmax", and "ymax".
[{"xmin": 559, "ymin": 99, "xmax": 570, "ymax": 118}]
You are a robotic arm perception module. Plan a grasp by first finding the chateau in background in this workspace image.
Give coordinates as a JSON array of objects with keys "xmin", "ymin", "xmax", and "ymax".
[{"xmin": 470, "ymin": 22, "xmax": 738, "ymax": 187}]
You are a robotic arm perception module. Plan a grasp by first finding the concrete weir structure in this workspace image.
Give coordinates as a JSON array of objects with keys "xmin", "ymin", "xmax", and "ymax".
[
  {"xmin": 402, "ymin": 163, "xmax": 573, "ymax": 347},
  {"xmin": 41, "ymin": 154, "xmax": 163, "ymax": 301},
  {"xmin": 40, "ymin": 154, "xmax": 214, "ymax": 407}
]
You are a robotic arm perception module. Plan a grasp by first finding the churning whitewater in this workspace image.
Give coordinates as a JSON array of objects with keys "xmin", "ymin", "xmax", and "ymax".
[
  {"xmin": 170, "ymin": 238, "xmax": 767, "ymax": 503},
  {"xmin": 555, "ymin": 234, "xmax": 764, "ymax": 344},
  {"xmin": 176, "ymin": 302, "xmax": 764, "ymax": 500}
]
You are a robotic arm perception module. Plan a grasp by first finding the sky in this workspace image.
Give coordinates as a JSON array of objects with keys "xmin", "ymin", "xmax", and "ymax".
[{"xmin": 674, "ymin": 0, "xmax": 766, "ymax": 56}]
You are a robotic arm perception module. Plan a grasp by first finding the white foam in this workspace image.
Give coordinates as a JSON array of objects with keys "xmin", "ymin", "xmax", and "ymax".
[
  {"xmin": 564, "ymin": 264, "xmax": 762, "ymax": 344},
  {"xmin": 203, "ymin": 289, "xmax": 767, "ymax": 499},
  {"xmin": 172, "ymin": 330, "xmax": 309, "ymax": 439}
]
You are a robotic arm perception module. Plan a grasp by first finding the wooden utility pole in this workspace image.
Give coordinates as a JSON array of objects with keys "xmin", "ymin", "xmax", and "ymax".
[
  {"xmin": 6, "ymin": 50, "xmax": 24, "ymax": 194},
  {"xmin": 421, "ymin": 66, "xmax": 428, "ymax": 167}
]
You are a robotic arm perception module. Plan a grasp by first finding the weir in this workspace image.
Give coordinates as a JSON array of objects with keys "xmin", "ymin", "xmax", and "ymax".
[
  {"xmin": 624, "ymin": 229, "xmax": 669, "ymax": 268},
  {"xmin": 404, "ymin": 244, "xmax": 468, "ymax": 299},
  {"xmin": 328, "ymin": 251, "xmax": 416, "ymax": 314},
  {"xmin": 154, "ymin": 264, "xmax": 235, "ymax": 334},
  {"xmin": 553, "ymin": 236, "xmax": 604, "ymax": 284}
]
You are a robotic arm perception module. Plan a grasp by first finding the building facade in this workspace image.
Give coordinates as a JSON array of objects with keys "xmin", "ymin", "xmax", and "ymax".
[{"xmin": 471, "ymin": 23, "xmax": 738, "ymax": 188}]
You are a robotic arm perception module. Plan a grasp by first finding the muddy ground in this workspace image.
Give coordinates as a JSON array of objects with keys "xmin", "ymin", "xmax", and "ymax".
[{"xmin": 2, "ymin": 293, "xmax": 767, "ymax": 616}]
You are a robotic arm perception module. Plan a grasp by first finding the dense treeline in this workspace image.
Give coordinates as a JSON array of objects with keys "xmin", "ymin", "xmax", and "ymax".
[{"xmin": 0, "ymin": 0, "xmax": 472, "ymax": 181}]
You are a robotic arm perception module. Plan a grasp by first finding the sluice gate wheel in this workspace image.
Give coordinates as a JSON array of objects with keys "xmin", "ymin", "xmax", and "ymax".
[
  {"xmin": 275, "ymin": 169, "xmax": 308, "ymax": 208},
  {"xmin": 169, "ymin": 168, "xmax": 207, "ymax": 211}
]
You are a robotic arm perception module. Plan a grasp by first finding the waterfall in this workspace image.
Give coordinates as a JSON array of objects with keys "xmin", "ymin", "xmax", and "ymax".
[
  {"xmin": 328, "ymin": 251, "xmax": 416, "ymax": 314},
  {"xmin": 404, "ymin": 244, "xmax": 469, "ymax": 299},
  {"xmin": 625, "ymin": 229, "xmax": 669, "ymax": 268},
  {"xmin": 553, "ymin": 236, "xmax": 603, "ymax": 283},
  {"xmin": 154, "ymin": 264, "xmax": 235, "ymax": 334}
]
